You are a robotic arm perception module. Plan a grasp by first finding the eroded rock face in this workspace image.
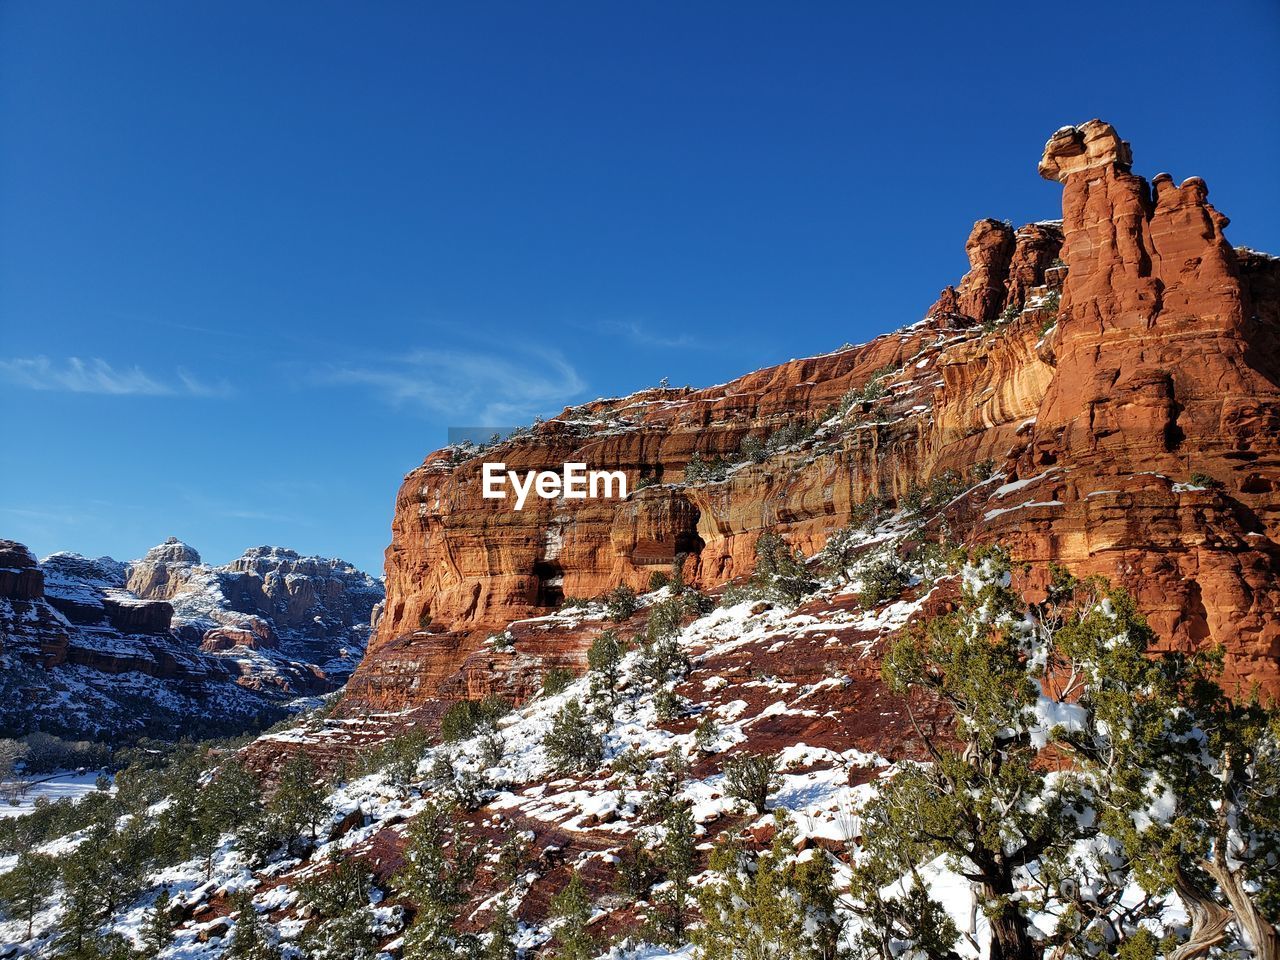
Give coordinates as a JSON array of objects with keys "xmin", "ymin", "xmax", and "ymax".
[
  {"xmin": 989, "ymin": 119, "xmax": 1280, "ymax": 689},
  {"xmin": 126, "ymin": 541, "xmax": 384, "ymax": 677},
  {"xmin": 0, "ymin": 540, "xmax": 43, "ymax": 602},
  {"xmin": 1038, "ymin": 119, "xmax": 1134, "ymax": 182},
  {"xmin": 957, "ymin": 218, "xmax": 1016, "ymax": 323},
  {"xmin": 0, "ymin": 539, "xmax": 384, "ymax": 740},
  {"xmin": 1006, "ymin": 222, "xmax": 1063, "ymax": 311},
  {"xmin": 124, "ymin": 537, "xmax": 201, "ymax": 599},
  {"xmin": 345, "ymin": 120, "xmax": 1279, "ymax": 712}
]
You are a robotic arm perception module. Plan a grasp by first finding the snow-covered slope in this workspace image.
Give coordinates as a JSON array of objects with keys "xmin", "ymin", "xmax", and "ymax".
[
  {"xmin": 0, "ymin": 520, "xmax": 928, "ymax": 956},
  {"xmin": 0, "ymin": 528, "xmax": 1220, "ymax": 960}
]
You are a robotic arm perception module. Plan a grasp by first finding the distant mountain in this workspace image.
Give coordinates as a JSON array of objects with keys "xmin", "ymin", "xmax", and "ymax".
[{"xmin": 0, "ymin": 537, "xmax": 383, "ymax": 741}]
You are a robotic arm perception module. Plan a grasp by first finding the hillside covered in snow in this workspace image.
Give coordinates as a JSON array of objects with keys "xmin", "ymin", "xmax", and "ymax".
[{"xmin": 2, "ymin": 522, "xmax": 1276, "ymax": 960}]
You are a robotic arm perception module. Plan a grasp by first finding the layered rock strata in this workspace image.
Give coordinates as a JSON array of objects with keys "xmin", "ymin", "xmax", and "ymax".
[{"xmin": 344, "ymin": 120, "xmax": 1280, "ymax": 711}]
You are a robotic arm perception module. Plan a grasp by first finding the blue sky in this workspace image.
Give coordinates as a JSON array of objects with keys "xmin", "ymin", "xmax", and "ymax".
[{"xmin": 2, "ymin": 1, "xmax": 1278, "ymax": 576}]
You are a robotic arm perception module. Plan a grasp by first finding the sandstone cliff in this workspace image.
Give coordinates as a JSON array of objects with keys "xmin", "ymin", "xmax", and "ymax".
[{"xmin": 345, "ymin": 120, "xmax": 1279, "ymax": 713}]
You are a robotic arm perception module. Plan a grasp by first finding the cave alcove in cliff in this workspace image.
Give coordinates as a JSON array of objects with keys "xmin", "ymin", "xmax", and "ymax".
[{"xmin": 532, "ymin": 559, "xmax": 565, "ymax": 608}]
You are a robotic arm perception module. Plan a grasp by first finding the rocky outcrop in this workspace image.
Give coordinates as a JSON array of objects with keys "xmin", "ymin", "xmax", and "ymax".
[
  {"xmin": 0, "ymin": 539, "xmax": 384, "ymax": 741},
  {"xmin": 987, "ymin": 119, "xmax": 1280, "ymax": 689},
  {"xmin": 1005, "ymin": 222, "xmax": 1063, "ymax": 311},
  {"xmin": 125, "ymin": 539, "xmax": 383, "ymax": 678},
  {"xmin": 100, "ymin": 594, "xmax": 174, "ymax": 635},
  {"xmin": 344, "ymin": 120, "xmax": 1280, "ymax": 713},
  {"xmin": 0, "ymin": 540, "xmax": 43, "ymax": 602},
  {"xmin": 930, "ymin": 220, "xmax": 1063, "ymax": 324},
  {"xmin": 124, "ymin": 537, "xmax": 202, "ymax": 598},
  {"xmin": 957, "ymin": 218, "xmax": 1016, "ymax": 323}
]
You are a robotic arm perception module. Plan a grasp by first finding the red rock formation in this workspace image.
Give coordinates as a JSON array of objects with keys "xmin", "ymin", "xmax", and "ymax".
[
  {"xmin": 0, "ymin": 540, "xmax": 44, "ymax": 602},
  {"xmin": 1005, "ymin": 222, "xmax": 1063, "ymax": 311},
  {"xmin": 956, "ymin": 218, "xmax": 1015, "ymax": 323},
  {"xmin": 1, "ymin": 539, "xmax": 378, "ymax": 738},
  {"xmin": 987, "ymin": 119, "xmax": 1280, "ymax": 689},
  {"xmin": 344, "ymin": 120, "xmax": 1280, "ymax": 712},
  {"xmin": 101, "ymin": 594, "xmax": 174, "ymax": 634}
]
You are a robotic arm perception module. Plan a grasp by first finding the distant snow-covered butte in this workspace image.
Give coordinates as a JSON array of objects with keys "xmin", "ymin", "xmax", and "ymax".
[{"xmin": 0, "ymin": 537, "xmax": 383, "ymax": 742}]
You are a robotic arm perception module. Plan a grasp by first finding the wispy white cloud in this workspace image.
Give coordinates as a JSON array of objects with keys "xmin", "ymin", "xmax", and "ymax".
[
  {"xmin": 0, "ymin": 356, "xmax": 231, "ymax": 397},
  {"xmin": 175, "ymin": 369, "xmax": 231, "ymax": 397},
  {"xmin": 0, "ymin": 506, "xmax": 81, "ymax": 525},
  {"xmin": 317, "ymin": 347, "xmax": 586, "ymax": 424},
  {"xmin": 595, "ymin": 319, "xmax": 702, "ymax": 350}
]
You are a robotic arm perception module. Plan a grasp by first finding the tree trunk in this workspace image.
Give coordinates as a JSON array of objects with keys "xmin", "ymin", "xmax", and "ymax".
[
  {"xmin": 981, "ymin": 871, "xmax": 1036, "ymax": 960},
  {"xmin": 1169, "ymin": 866, "xmax": 1232, "ymax": 960},
  {"xmin": 987, "ymin": 912, "xmax": 1037, "ymax": 960},
  {"xmin": 1203, "ymin": 859, "xmax": 1280, "ymax": 960}
]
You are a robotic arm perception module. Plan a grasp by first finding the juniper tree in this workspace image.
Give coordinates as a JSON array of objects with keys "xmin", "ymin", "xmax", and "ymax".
[
  {"xmin": 543, "ymin": 699, "xmax": 603, "ymax": 774},
  {"xmin": 639, "ymin": 599, "xmax": 690, "ymax": 685},
  {"xmin": 684, "ymin": 452, "xmax": 713, "ymax": 484},
  {"xmin": 393, "ymin": 798, "xmax": 485, "ymax": 960},
  {"xmin": 550, "ymin": 870, "xmax": 597, "ymax": 960},
  {"xmin": 740, "ymin": 435, "xmax": 767, "ymax": 464},
  {"xmin": 203, "ymin": 757, "xmax": 263, "ymax": 830},
  {"xmin": 645, "ymin": 598, "xmax": 683, "ymax": 643},
  {"xmin": 483, "ymin": 897, "xmax": 519, "ymax": 960},
  {"xmin": 190, "ymin": 812, "xmax": 222, "ymax": 880},
  {"xmin": 587, "ymin": 629, "xmax": 625, "ymax": 705},
  {"xmin": 668, "ymin": 553, "xmax": 689, "ymax": 595},
  {"xmin": 235, "ymin": 804, "xmax": 285, "ymax": 868},
  {"xmin": 139, "ymin": 888, "xmax": 176, "ymax": 958},
  {"xmin": 751, "ymin": 533, "xmax": 818, "ymax": 606},
  {"xmin": 269, "ymin": 753, "xmax": 328, "ymax": 852},
  {"xmin": 694, "ymin": 714, "xmax": 719, "ymax": 753},
  {"xmin": 856, "ymin": 553, "xmax": 908, "ymax": 608},
  {"xmin": 298, "ymin": 856, "xmax": 379, "ymax": 960},
  {"xmin": 0, "ymin": 849, "xmax": 57, "ymax": 939},
  {"xmin": 615, "ymin": 835, "xmax": 662, "ymax": 898},
  {"xmin": 852, "ymin": 551, "xmax": 1083, "ymax": 960},
  {"xmin": 155, "ymin": 751, "xmax": 207, "ymax": 860},
  {"xmin": 604, "ymin": 585, "xmax": 639, "ymax": 622},
  {"xmin": 642, "ymin": 747, "xmax": 690, "ymax": 823},
  {"xmin": 694, "ymin": 812, "xmax": 846, "ymax": 960},
  {"xmin": 817, "ymin": 525, "xmax": 862, "ymax": 583},
  {"xmin": 723, "ymin": 752, "xmax": 781, "ymax": 815},
  {"xmin": 1173, "ymin": 695, "xmax": 1280, "ymax": 959},
  {"xmin": 846, "ymin": 864, "xmax": 959, "ymax": 960},
  {"xmin": 57, "ymin": 817, "xmax": 146, "ymax": 952},
  {"xmin": 848, "ymin": 552, "xmax": 1280, "ymax": 960},
  {"xmin": 649, "ymin": 800, "xmax": 698, "ymax": 946},
  {"xmin": 441, "ymin": 699, "xmax": 510, "ymax": 744},
  {"xmin": 541, "ymin": 667, "xmax": 575, "ymax": 697},
  {"xmin": 378, "ymin": 729, "xmax": 431, "ymax": 793},
  {"xmin": 227, "ymin": 890, "xmax": 282, "ymax": 960},
  {"xmin": 494, "ymin": 826, "xmax": 532, "ymax": 888},
  {"xmin": 57, "ymin": 842, "xmax": 112, "ymax": 957},
  {"xmin": 69, "ymin": 932, "xmax": 136, "ymax": 960},
  {"xmin": 654, "ymin": 688, "xmax": 685, "ymax": 721},
  {"xmin": 1036, "ymin": 567, "xmax": 1280, "ymax": 959}
]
